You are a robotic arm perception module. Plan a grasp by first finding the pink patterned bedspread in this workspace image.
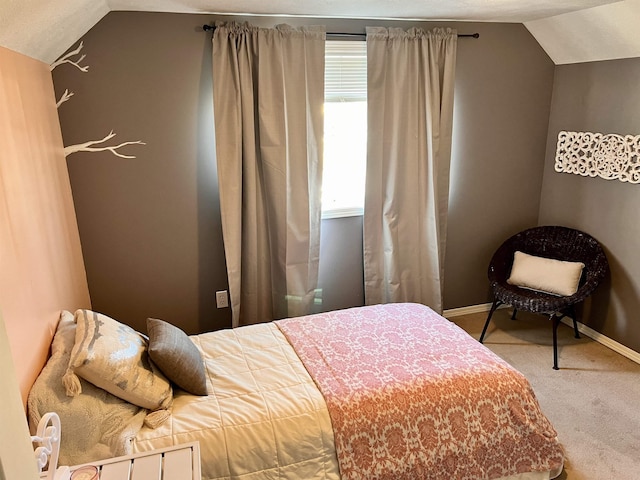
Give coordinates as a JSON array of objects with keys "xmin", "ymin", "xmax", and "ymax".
[{"xmin": 276, "ymin": 303, "xmax": 564, "ymax": 480}]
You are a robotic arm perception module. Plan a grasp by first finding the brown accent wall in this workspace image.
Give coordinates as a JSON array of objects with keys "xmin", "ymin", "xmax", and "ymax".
[
  {"xmin": 54, "ymin": 13, "xmax": 230, "ymax": 334},
  {"xmin": 444, "ymin": 23, "xmax": 554, "ymax": 309},
  {"xmin": 315, "ymin": 216, "xmax": 365, "ymax": 313},
  {"xmin": 539, "ymin": 58, "xmax": 640, "ymax": 352},
  {"xmin": 0, "ymin": 45, "xmax": 90, "ymax": 404},
  {"xmin": 53, "ymin": 12, "xmax": 555, "ymax": 332}
]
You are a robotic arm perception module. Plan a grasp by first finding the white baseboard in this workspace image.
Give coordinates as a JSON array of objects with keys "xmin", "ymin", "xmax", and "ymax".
[
  {"xmin": 559, "ymin": 317, "xmax": 640, "ymax": 365},
  {"xmin": 444, "ymin": 303, "xmax": 640, "ymax": 366},
  {"xmin": 443, "ymin": 302, "xmax": 506, "ymax": 317}
]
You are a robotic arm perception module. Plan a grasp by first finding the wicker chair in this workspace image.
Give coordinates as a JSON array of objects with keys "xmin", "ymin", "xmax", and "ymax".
[{"xmin": 479, "ymin": 226, "xmax": 609, "ymax": 369}]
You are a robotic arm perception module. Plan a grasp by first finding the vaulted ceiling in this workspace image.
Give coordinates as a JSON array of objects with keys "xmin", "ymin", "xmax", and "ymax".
[{"xmin": 1, "ymin": 0, "xmax": 640, "ymax": 65}]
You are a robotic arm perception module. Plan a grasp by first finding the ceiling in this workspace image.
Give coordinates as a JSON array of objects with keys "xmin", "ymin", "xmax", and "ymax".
[
  {"xmin": 1, "ymin": 0, "xmax": 639, "ymax": 65},
  {"xmin": 105, "ymin": 0, "xmax": 617, "ymax": 21}
]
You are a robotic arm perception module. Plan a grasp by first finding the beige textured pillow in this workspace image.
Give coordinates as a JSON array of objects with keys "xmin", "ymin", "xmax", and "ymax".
[
  {"xmin": 147, "ymin": 318, "xmax": 208, "ymax": 396},
  {"xmin": 28, "ymin": 311, "xmax": 147, "ymax": 464},
  {"xmin": 63, "ymin": 309, "xmax": 172, "ymax": 412},
  {"xmin": 507, "ymin": 251, "xmax": 585, "ymax": 296}
]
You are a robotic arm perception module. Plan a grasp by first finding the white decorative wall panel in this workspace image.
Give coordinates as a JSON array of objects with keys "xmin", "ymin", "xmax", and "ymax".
[{"xmin": 554, "ymin": 130, "xmax": 640, "ymax": 184}]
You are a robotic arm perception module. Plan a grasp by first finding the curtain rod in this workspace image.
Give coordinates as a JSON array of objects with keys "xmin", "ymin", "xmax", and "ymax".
[{"xmin": 202, "ymin": 25, "xmax": 479, "ymax": 38}]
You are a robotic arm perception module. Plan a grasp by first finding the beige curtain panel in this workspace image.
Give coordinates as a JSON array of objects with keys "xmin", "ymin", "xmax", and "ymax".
[
  {"xmin": 212, "ymin": 22, "xmax": 326, "ymax": 327},
  {"xmin": 363, "ymin": 27, "xmax": 457, "ymax": 313}
]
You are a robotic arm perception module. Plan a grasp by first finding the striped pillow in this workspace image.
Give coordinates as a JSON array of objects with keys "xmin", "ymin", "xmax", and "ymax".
[{"xmin": 63, "ymin": 310, "xmax": 172, "ymax": 413}]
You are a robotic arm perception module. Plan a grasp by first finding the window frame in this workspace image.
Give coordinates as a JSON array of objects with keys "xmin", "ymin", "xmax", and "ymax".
[{"xmin": 321, "ymin": 39, "xmax": 367, "ymax": 220}]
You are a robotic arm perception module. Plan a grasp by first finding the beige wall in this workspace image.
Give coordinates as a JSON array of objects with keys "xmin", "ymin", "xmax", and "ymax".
[
  {"xmin": 0, "ymin": 45, "xmax": 90, "ymax": 404},
  {"xmin": 0, "ymin": 313, "xmax": 39, "ymax": 480},
  {"xmin": 539, "ymin": 57, "xmax": 640, "ymax": 353},
  {"xmin": 53, "ymin": 12, "xmax": 555, "ymax": 332}
]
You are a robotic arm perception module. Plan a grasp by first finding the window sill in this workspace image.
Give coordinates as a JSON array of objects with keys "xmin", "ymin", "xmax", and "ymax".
[{"xmin": 321, "ymin": 207, "xmax": 363, "ymax": 220}]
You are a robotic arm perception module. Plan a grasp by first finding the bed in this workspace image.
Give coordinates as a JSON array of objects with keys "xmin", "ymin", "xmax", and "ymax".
[{"xmin": 28, "ymin": 302, "xmax": 564, "ymax": 480}]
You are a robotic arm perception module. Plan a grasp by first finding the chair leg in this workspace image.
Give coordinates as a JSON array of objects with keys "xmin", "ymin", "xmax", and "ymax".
[
  {"xmin": 569, "ymin": 304, "xmax": 581, "ymax": 339},
  {"xmin": 551, "ymin": 313, "xmax": 560, "ymax": 370},
  {"xmin": 557, "ymin": 305, "xmax": 581, "ymax": 339},
  {"xmin": 480, "ymin": 299, "xmax": 502, "ymax": 343},
  {"xmin": 511, "ymin": 308, "xmax": 518, "ymax": 320}
]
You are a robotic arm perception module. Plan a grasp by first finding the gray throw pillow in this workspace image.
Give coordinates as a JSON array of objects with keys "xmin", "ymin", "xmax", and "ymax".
[{"xmin": 147, "ymin": 318, "xmax": 208, "ymax": 396}]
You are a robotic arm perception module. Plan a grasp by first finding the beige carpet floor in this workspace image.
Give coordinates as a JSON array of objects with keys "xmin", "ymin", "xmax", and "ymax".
[{"xmin": 449, "ymin": 309, "xmax": 640, "ymax": 480}]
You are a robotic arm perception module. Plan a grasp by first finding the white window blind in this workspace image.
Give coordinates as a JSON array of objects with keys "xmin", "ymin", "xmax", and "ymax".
[
  {"xmin": 324, "ymin": 40, "xmax": 367, "ymax": 103},
  {"xmin": 322, "ymin": 40, "xmax": 367, "ymax": 218}
]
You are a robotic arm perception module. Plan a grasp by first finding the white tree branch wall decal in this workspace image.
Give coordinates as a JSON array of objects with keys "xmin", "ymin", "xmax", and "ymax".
[
  {"xmin": 56, "ymin": 89, "xmax": 74, "ymax": 108},
  {"xmin": 51, "ymin": 42, "xmax": 88, "ymax": 108},
  {"xmin": 64, "ymin": 131, "xmax": 146, "ymax": 159},
  {"xmin": 49, "ymin": 42, "xmax": 89, "ymax": 72},
  {"xmin": 51, "ymin": 42, "xmax": 145, "ymax": 158}
]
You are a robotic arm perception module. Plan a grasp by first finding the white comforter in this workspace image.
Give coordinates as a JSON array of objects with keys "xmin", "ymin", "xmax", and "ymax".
[{"xmin": 132, "ymin": 322, "xmax": 341, "ymax": 480}]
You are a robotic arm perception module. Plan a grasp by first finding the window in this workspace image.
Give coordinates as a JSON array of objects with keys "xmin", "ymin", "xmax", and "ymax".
[{"xmin": 322, "ymin": 40, "xmax": 367, "ymax": 219}]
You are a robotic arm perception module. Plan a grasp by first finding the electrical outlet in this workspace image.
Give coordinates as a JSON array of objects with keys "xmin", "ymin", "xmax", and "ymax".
[{"xmin": 216, "ymin": 290, "xmax": 228, "ymax": 308}]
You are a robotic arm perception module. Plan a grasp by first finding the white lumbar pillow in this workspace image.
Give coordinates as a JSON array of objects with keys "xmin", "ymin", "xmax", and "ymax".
[{"xmin": 507, "ymin": 251, "xmax": 585, "ymax": 297}]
